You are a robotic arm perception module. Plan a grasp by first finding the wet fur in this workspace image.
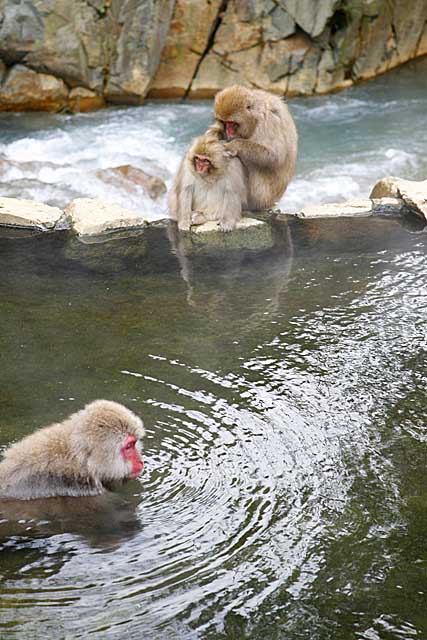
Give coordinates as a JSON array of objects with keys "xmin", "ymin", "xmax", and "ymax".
[
  {"xmin": 0, "ymin": 400, "xmax": 145, "ymax": 500},
  {"xmin": 168, "ymin": 134, "xmax": 248, "ymax": 232},
  {"xmin": 209, "ymin": 85, "xmax": 298, "ymax": 210}
]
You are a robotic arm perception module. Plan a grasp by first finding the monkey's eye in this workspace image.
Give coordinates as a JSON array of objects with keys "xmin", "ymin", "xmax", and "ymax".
[{"xmin": 125, "ymin": 441, "xmax": 134, "ymax": 450}]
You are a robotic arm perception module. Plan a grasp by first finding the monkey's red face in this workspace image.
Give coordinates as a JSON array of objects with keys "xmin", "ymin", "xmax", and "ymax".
[
  {"xmin": 194, "ymin": 155, "xmax": 212, "ymax": 175},
  {"xmin": 225, "ymin": 121, "xmax": 239, "ymax": 139},
  {"xmin": 121, "ymin": 435, "xmax": 144, "ymax": 479}
]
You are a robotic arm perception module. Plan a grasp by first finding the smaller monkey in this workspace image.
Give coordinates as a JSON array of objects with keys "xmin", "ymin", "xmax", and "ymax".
[
  {"xmin": 168, "ymin": 134, "xmax": 248, "ymax": 232},
  {"xmin": 0, "ymin": 400, "xmax": 145, "ymax": 500}
]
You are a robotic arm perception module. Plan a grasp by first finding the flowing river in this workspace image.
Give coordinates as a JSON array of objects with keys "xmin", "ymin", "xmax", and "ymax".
[{"xmin": 0, "ymin": 59, "xmax": 426, "ymax": 640}]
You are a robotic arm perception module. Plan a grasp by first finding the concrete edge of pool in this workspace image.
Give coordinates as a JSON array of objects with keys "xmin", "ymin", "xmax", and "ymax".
[{"xmin": 0, "ymin": 176, "xmax": 426, "ymax": 245}]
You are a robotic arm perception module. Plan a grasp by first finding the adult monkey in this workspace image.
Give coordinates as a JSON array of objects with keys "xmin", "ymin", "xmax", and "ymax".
[
  {"xmin": 208, "ymin": 85, "xmax": 298, "ymax": 210},
  {"xmin": 0, "ymin": 400, "xmax": 145, "ymax": 500}
]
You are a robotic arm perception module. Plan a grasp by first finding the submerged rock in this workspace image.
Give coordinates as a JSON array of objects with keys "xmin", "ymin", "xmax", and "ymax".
[
  {"xmin": 0, "ymin": 196, "xmax": 65, "ymax": 230},
  {"xmin": 65, "ymin": 197, "xmax": 148, "ymax": 238},
  {"xmin": 370, "ymin": 176, "xmax": 427, "ymax": 221},
  {"xmin": 96, "ymin": 165, "xmax": 167, "ymax": 200}
]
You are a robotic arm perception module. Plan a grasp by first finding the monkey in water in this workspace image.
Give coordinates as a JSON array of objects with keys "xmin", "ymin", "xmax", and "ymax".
[
  {"xmin": 0, "ymin": 400, "xmax": 145, "ymax": 500},
  {"xmin": 168, "ymin": 133, "xmax": 248, "ymax": 232},
  {"xmin": 208, "ymin": 85, "xmax": 298, "ymax": 210}
]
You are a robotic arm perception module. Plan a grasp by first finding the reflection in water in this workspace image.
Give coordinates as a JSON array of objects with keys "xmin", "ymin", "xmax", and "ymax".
[{"xmin": 0, "ymin": 216, "xmax": 426, "ymax": 639}]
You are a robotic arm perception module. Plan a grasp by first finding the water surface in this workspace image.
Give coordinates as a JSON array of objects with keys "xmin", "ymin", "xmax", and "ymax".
[{"xmin": 0, "ymin": 214, "xmax": 426, "ymax": 639}]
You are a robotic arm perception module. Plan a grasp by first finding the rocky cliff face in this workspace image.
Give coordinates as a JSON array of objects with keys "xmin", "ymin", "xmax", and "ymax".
[{"xmin": 0, "ymin": 0, "xmax": 426, "ymax": 111}]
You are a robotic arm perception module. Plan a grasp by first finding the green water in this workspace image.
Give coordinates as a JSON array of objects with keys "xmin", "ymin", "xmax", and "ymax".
[{"xmin": 0, "ymin": 214, "xmax": 426, "ymax": 639}]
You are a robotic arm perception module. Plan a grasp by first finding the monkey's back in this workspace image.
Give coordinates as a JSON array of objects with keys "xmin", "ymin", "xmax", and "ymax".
[
  {"xmin": 0, "ymin": 421, "xmax": 103, "ymax": 500},
  {"xmin": 249, "ymin": 92, "xmax": 298, "ymax": 209}
]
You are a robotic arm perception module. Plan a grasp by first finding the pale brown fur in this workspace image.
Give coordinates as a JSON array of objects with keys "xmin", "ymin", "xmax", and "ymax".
[
  {"xmin": 0, "ymin": 400, "xmax": 145, "ymax": 500},
  {"xmin": 168, "ymin": 134, "xmax": 248, "ymax": 232},
  {"xmin": 209, "ymin": 85, "xmax": 298, "ymax": 210}
]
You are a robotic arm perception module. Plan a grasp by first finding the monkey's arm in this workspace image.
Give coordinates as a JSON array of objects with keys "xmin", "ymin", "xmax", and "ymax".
[
  {"xmin": 176, "ymin": 184, "xmax": 194, "ymax": 231},
  {"xmin": 225, "ymin": 139, "xmax": 278, "ymax": 170},
  {"xmin": 169, "ymin": 160, "xmax": 194, "ymax": 231},
  {"xmin": 217, "ymin": 187, "xmax": 242, "ymax": 232}
]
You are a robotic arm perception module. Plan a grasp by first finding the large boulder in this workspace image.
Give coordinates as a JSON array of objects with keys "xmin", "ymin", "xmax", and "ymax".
[
  {"xmin": 0, "ymin": 0, "xmax": 107, "ymax": 91},
  {"xmin": 0, "ymin": 65, "xmax": 69, "ymax": 112}
]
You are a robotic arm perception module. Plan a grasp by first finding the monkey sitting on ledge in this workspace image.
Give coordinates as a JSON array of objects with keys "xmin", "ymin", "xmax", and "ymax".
[
  {"xmin": 0, "ymin": 400, "xmax": 145, "ymax": 500},
  {"xmin": 168, "ymin": 133, "xmax": 248, "ymax": 232}
]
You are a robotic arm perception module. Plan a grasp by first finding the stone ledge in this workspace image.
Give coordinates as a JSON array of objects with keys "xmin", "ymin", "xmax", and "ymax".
[
  {"xmin": 370, "ymin": 177, "xmax": 427, "ymax": 221},
  {"xmin": 0, "ymin": 197, "xmax": 65, "ymax": 230},
  {"xmin": 64, "ymin": 198, "xmax": 148, "ymax": 238}
]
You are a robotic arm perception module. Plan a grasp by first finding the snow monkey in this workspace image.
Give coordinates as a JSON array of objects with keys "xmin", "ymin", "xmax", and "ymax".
[
  {"xmin": 0, "ymin": 400, "xmax": 145, "ymax": 500},
  {"xmin": 168, "ymin": 133, "xmax": 248, "ymax": 232},
  {"xmin": 209, "ymin": 85, "xmax": 298, "ymax": 210}
]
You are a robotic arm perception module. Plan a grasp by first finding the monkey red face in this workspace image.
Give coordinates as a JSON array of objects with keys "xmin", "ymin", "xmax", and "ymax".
[
  {"xmin": 194, "ymin": 155, "xmax": 212, "ymax": 175},
  {"xmin": 121, "ymin": 435, "xmax": 144, "ymax": 479},
  {"xmin": 225, "ymin": 121, "xmax": 239, "ymax": 139}
]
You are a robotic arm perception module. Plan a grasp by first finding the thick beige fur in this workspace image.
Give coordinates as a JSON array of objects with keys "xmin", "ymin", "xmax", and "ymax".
[
  {"xmin": 210, "ymin": 85, "xmax": 298, "ymax": 209},
  {"xmin": 168, "ymin": 134, "xmax": 248, "ymax": 232},
  {"xmin": 0, "ymin": 400, "xmax": 145, "ymax": 500}
]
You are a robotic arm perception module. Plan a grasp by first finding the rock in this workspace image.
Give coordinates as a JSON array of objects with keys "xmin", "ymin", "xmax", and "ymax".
[
  {"xmin": 282, "ymin": 0, "xmax": 339, "ymax": 38},
  {"xmin": 370, "ymin": 177, "xmax": 427, "ymax": 221},
  {"xmin": 69, "ymin": 87, "xmax": 105, "ymax": 113},
  {"xmin": 178, "ymin": 217, "xmax": 274, "ymax": 252},
  {"xmin": 0, "ymin": 1, "xmax": 107, "ymax": 91},
  {"xmin": 0, "ymin": 65, "xmax": 68, "ymax": 112},
  {"xmin": 0, "ymin": 197, "xmax": 65, "ymax": 230},
  {"xmin": 0, "ymin": 59, "xmax": 6, "ymax": 83},
  {"xmin": 297, "ymin": 199, "xmax": 374, "ymax": 219},
  {"xmin": 65, "ymin": 198, "xmax": 148, "ymax": 237},
  {"xmin": 106, "ymin": 0, "xmax": 176, "ymax": 103},
  {"xmin": 96, "ymin": 165, "xmax": 167, "ymax": 200},
  {"xmin": 292, "ymin": 196, "xmax": 412, "ymax": 220},
  {"xmin": 148, "ymin": 0, "xmax": 224, "ymax": 98}
]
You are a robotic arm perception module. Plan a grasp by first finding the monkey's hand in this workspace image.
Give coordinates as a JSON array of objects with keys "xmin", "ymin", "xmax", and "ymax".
[
  {"xmin": 223, "ymin": 140, "xmax": 240, "ymax": 157},
  {"xmin": 226, "ymin": 139, "xmax": 277, "ymax": 168}
]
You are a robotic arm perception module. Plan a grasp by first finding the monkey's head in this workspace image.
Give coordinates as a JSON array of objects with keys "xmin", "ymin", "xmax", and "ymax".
[
  {"xmin": 214, "ymin": 85, "xmax": 258, "ymax": 140},
  {"xmin": 75, "ymin": 400, "xmax": 146, "ymax": 485},
  {"xmin": 188, "ymin": 136, "xmax": 229, "ymax": 180}
]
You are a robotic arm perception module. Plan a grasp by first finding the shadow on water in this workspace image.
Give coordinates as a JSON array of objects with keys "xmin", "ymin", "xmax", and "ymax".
[{"xmin": 0, "ymin": 215, "xmax": 426, "ymax": 639}]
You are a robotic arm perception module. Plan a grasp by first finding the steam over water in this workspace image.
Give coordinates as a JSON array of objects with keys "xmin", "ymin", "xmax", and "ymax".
[
  {"xmin": 1, "ymin": 59, "xmax": 427, "ymax": 640},
  {"xmin": 0, "ymin": 58, "xmax": 426, "ymax": 218}
]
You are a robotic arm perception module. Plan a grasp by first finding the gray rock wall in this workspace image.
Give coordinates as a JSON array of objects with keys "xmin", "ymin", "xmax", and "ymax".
[{"xmin": 0, "ymin": 0, "xmax": 426, "ymax": 111}]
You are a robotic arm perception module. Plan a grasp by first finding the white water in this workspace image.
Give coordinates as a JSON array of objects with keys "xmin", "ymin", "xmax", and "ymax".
[{"xmin": 0, "ymin": 59, "xmax": 426, "ymax": 220}]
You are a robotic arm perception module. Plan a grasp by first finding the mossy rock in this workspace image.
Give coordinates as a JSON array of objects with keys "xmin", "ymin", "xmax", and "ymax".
[{"xmin": 178, "ymin": 218, "xmax": 274, "ymax": 253}]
